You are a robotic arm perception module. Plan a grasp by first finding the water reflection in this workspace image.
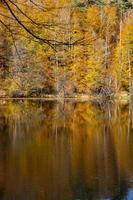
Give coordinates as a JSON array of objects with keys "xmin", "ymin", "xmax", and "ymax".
[{"xmin": 0, "ymin": 99, "xmax": 133, "ymax": 200}]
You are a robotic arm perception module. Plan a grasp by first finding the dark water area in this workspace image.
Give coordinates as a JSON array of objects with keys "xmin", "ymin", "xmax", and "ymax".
[{"xmin": 0, "ymin": 99, "xmax": 133, "ymax": 200}]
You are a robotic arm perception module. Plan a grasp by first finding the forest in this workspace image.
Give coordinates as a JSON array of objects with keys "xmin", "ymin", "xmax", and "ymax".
[{"xmin": 0, "ymin": 0, "xmax": 133, "ymax": 98}]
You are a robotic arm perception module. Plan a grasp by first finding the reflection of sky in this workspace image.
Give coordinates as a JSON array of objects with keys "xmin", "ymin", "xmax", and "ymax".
[
  {"xmin": 103, "ymin": 190, "xmax": 133, "ymax": 200},
  {"xmin": 127, "ymin": 190, "xmax": 133, "ymax": 200}
]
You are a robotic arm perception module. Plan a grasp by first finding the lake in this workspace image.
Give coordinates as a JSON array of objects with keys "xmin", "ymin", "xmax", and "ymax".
[{"xmin": 0, "ymin": 99, "xmax": 133, "ymax": 200}]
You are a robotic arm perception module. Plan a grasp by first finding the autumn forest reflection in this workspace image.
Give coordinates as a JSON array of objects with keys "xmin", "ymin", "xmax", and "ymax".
[{"xmin": 0, "ymin": 100, "xmax": 133, "ymax": 200}]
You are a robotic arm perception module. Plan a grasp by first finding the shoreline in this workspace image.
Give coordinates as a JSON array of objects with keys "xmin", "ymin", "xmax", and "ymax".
[
  {"xmin": 0, "ymin": 91, "xmax": 130, "ymax": 103},
  {"xmin": 0, "ymin": 94, "xmax": 129, "ymax": 101}
]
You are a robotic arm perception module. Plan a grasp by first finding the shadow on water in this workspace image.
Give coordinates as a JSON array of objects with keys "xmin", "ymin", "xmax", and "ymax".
[{"xmin": 0, "ymin": 99, "xmax": 132, "ymax": 200}]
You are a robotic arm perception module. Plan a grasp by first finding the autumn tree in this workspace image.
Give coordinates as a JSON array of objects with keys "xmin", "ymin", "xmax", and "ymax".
[
  {"xmin": 112, "ymin": 11, "xmax": 133, "ymax": 93},
  {"xmin": 0, "ymin": 0, "xmax": 132, "ymax": 97}
]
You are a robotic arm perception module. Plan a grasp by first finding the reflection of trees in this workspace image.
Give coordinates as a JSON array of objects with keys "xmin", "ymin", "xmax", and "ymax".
[
  {"xmin": 0, "ymin": 100, "xmax": 132, "ymax": 199},
  {"xmin": 69, "ymin": 101, "xmax": 130, "ymax": 200}
]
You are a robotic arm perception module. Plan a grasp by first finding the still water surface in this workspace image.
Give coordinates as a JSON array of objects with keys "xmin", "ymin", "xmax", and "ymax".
[{"xmin": 0, "ymin": 100, "xmax": 133, "ymax": 200}]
